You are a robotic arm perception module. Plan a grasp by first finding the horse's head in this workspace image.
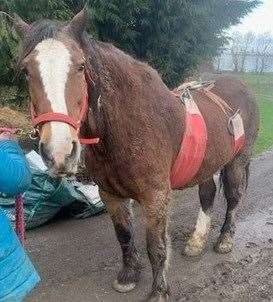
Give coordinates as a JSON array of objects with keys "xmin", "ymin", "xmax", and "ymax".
[{"xmin": 13, "ymin": 8, "xmax": 90, "ymax": 176}]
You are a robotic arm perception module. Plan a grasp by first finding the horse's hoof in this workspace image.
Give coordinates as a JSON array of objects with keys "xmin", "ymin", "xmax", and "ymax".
[
  {"xmin": 183, "ymin": 237, "xmax": 204, "ymax": 257},
  {"xmin": 112, "ymin": 279, "xmax": 136, "ymax": 293},
  {"xmin": 214, "ymin": 234, "xmax": 233, "ymax": 254},
  {"xmin": 145, "ymin": 294, "xmax": 170, "ymax": 302}
]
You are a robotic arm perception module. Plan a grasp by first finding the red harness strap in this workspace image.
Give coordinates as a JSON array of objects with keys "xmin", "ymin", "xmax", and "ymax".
[
  {"xmin": 32, "ymin": 112, "xmax": 79, "ymax": 129},
  {"xmin": 170, "ymin": 92, "xmax": 207, "ymax": 189},
  {"xmin": 31, "ymin": 94, "xmax": 99, "ymax": 145},
  {"xmin": 170, "ymin": 87, "xmax": 245, "ymax": 189},
  {"xmin": 234, "ymin": 135, "xmax": 245, "ymax": 156}
]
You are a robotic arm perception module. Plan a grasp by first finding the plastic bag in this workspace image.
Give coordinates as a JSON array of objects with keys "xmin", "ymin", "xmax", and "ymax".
[{"xmin": 0, "ymin": 169, "xmax": 105, "ymax": 230}]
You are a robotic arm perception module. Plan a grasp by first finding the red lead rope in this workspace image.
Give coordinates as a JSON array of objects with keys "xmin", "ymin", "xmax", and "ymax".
[
  {"xmin": 31, "ymin": 94, "xmax": 100, "ymax": 145},
  {"xmin": 15, "ymin": 194, "xmax": 25, "ymax": 245}
]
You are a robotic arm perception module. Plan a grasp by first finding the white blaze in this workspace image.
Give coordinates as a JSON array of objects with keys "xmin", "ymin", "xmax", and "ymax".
[{"xmin": 35, "ymin": 39, "xmax": 72, "ymax": 156}]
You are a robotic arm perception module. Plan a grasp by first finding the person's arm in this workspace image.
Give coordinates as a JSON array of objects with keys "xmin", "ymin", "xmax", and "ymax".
[{"xmin": 0, "ymin": 130, "xmax": 32, "ymax": 197}]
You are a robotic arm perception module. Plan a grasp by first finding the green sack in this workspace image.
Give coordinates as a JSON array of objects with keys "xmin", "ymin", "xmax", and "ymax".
[{"xmin": 0, "ymin": 169, "xmax": 105, "ymax": 230}]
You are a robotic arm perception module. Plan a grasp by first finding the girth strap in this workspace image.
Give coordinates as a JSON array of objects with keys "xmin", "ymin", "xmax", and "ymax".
[
  {"xmin": 170, "ymin": 88, "xmax": 207, "ymax": 189},
  {"xmin": 170, "ymin": 81, "xmax": 246, "ymax": 188}
]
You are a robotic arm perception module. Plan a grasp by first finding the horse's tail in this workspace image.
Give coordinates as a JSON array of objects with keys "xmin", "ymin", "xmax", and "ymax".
[{"xmin": 219, "ymin": 160, "xmax": 250, "ymax": 194}]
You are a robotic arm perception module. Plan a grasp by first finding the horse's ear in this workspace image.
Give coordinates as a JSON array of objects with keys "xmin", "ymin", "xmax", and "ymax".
[
  {"xmin": 0, "ymin": 12, "xmax": 30, "ymax": 37},
  {"xmin": 12, "ymin": 13, "xmax": 31, "ymax": 37},
  {"xmin": 66, "ymin": 5, "xmax": 89, "ymax": 37}
]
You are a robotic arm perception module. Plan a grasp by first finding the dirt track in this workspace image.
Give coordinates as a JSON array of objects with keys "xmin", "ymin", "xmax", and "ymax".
[{"xmin": 26, "ymin": 151, "xmax": 273, "ymax": 302}]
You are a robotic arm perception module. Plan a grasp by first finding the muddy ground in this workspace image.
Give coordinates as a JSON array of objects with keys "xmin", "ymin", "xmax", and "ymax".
[{"xmin": 26, "ymin": 151, "xmax": 273, "ymax": 302}]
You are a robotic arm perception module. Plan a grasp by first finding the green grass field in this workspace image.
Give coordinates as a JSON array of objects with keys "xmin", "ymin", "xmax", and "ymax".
[{"xmin": 238, "ymin": 73, "xmax": 273, "ymax": 155}]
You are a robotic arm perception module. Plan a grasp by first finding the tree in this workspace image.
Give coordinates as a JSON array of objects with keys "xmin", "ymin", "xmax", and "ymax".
[
  {"xmin": 230, "ymin": 32, "xmax": 242, "ymax": 72},
  {"xmin": 230, "ymin": 31, "xmax": 255, "ymax": 72},
  {"xmin": 254, "ymin": 33, "xmax": 273, "ymax": 74},
  {"xmin": 228, "ymin": 31, "xmax": 273, "ymax": 74},
  {"xmin": 90, "ymin": 0, "xmax": 260, "ymax": 87},
  {"xmin": 0, "ymin": 0, "xmax": 74, "ymax": 89},
  {"xmin": 239, "ymin": 32, "xmax": 255, "ymax": 72},
  {"xmin": 0, "ymin": 0, "xmax": 259, "ymax": 91}
]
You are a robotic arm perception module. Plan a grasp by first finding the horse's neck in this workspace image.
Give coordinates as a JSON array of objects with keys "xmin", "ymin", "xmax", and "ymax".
[{"xmin": 89, "ymin": 44, "xmax": 186, "ymax": 152}]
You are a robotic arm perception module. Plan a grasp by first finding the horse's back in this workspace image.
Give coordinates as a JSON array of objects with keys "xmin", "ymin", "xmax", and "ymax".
[
  {"xmin": 210, "ymin": 75, "xmax": 259, "ymax": 144},
  {"xmin": 188, "ymin": 75, "xmax": 259, "ymax": 185}
]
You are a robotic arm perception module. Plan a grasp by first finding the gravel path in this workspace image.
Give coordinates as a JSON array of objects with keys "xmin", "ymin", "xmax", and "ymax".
[{"xmin": 27, "ymin": 151, "xmax": 273, "ymax": 302}]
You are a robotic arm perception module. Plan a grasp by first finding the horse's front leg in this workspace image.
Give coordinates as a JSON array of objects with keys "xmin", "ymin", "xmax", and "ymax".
[
  {"xmin": 100, "ymin": 191, "xmax": 141, "ymax": 293},
  {"xmin": 142, "ymin": 190, "xmax": 171, "ymax": 302}
]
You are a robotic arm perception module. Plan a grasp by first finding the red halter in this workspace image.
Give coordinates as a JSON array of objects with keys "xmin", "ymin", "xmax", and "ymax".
[{"xmin": 31, "ymin": 94, "xmax": 99, "ymax": 145}]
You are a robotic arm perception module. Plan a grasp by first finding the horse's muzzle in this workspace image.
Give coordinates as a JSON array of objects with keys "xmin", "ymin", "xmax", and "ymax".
[{"xmin": 39, "ymin": 141, "xmax": 80, "ymax": 177}]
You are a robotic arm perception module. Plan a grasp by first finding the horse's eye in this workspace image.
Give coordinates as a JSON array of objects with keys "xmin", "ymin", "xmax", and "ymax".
[{"xmin": 78, "ymin": 64, "xmax": 85, "ymax": 72}]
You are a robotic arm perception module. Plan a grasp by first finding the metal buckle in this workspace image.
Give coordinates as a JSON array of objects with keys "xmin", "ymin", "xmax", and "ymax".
[
  {"xmin": 29, "ymin": 128, "xmax": 40, "ymax": 140},
  {"xmin": 180, "ymin": 89, "xmax": 192, "ymax": 105},
  {"xmin": 228, "ymin": 109, "xmax": 241, "ymax": 136}
]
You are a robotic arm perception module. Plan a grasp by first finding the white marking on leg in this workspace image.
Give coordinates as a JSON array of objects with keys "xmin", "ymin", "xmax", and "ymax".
[
  {"xmin": 162, "ymin": 218, "xmax": 171, "ymax": 288},
  {"xmin": 185, "ymin": 208, "xmax": 211, "ymax": 255},
  {"xmin": 165, "ymin": 218, "xmax": 171, "ymax": 270},
  {"xmin": 193, "ymin": 208, "xmax": 211, "ymax": 238},
  {"xmin": 97, "ymin": 95, "xmax": 102, "ymax": 111},
  {"xmin": 35, "ymin": 39, "xmax": 73, "ymax": 158}
]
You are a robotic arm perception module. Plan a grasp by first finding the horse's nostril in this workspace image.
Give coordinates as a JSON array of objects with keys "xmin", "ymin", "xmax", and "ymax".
[
  {"xmin": 40, "ymin": 142, "xmax": 53, "ymax": 163},
  {"xmin": 68, "ymin": 141, "xmax": 78, "ymax": 159}
]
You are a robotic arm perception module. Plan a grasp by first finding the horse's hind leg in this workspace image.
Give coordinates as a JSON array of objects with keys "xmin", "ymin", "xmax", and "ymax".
[
  {"xmin": 100, "ymin": 191, "xmax": 141, "ymax": 293},
  {"xmin": 214, "ymin": 154, "xmax": 250, "ymax": 254},
  {"xmin": 184, "ymin": 178, "xmax": 216, "ymax": 256}
]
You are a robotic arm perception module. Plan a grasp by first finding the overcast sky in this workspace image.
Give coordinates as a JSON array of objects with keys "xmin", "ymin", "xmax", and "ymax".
[{"xmin": 229, "ymin": 0, "xmax": 273, "ymax": 35}]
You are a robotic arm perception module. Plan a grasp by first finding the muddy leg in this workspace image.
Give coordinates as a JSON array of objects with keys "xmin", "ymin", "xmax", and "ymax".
[
  {"xmin": 184, "ymin": 178, "xmax": 216, "ymax": 256},
  {"xmin": 143, "ymin": 192, "xmax": 171, "ymax": 302},
  {"xmin": 100, "ymin": 191, "xmax": 141, "ymax": 293},
  {"xmin": 214, "ymin": 157, "xmax": 249, "ymax": 254}
]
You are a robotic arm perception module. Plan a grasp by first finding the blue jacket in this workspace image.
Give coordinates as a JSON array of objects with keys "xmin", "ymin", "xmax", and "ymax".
[
  {"xmin": 0, "ymin": 140, "xmax": 32, "ymax": 197},
  {"xmin": 0, "ymin": 209, "xmax": 40, "ymax": 301}
]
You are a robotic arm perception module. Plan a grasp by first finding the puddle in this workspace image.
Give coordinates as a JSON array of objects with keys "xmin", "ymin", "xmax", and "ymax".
[{"xmin": 235, "ymin": 206, "xmax": 273, "ymax": 249}]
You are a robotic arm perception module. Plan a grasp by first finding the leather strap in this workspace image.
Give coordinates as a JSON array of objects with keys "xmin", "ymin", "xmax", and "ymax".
[{"xmin": 32, "ymin": 112, "xmax": 79, "ymax": 129}]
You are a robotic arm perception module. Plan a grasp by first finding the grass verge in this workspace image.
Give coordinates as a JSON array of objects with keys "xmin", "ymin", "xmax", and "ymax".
[{"xmin": 238, "ymin": 73, "xmax": 273, "ymax": 155}]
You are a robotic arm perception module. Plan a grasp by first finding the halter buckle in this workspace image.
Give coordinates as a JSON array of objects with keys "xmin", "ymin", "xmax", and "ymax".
[{"xmin": 29, "ymin": 128, "xmax": 40, "ymax": 140}]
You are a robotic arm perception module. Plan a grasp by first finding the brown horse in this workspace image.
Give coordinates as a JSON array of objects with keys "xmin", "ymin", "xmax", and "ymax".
[{"xmin": 11, "ymin": 8, "xmax": 259, "ymax": 302}]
